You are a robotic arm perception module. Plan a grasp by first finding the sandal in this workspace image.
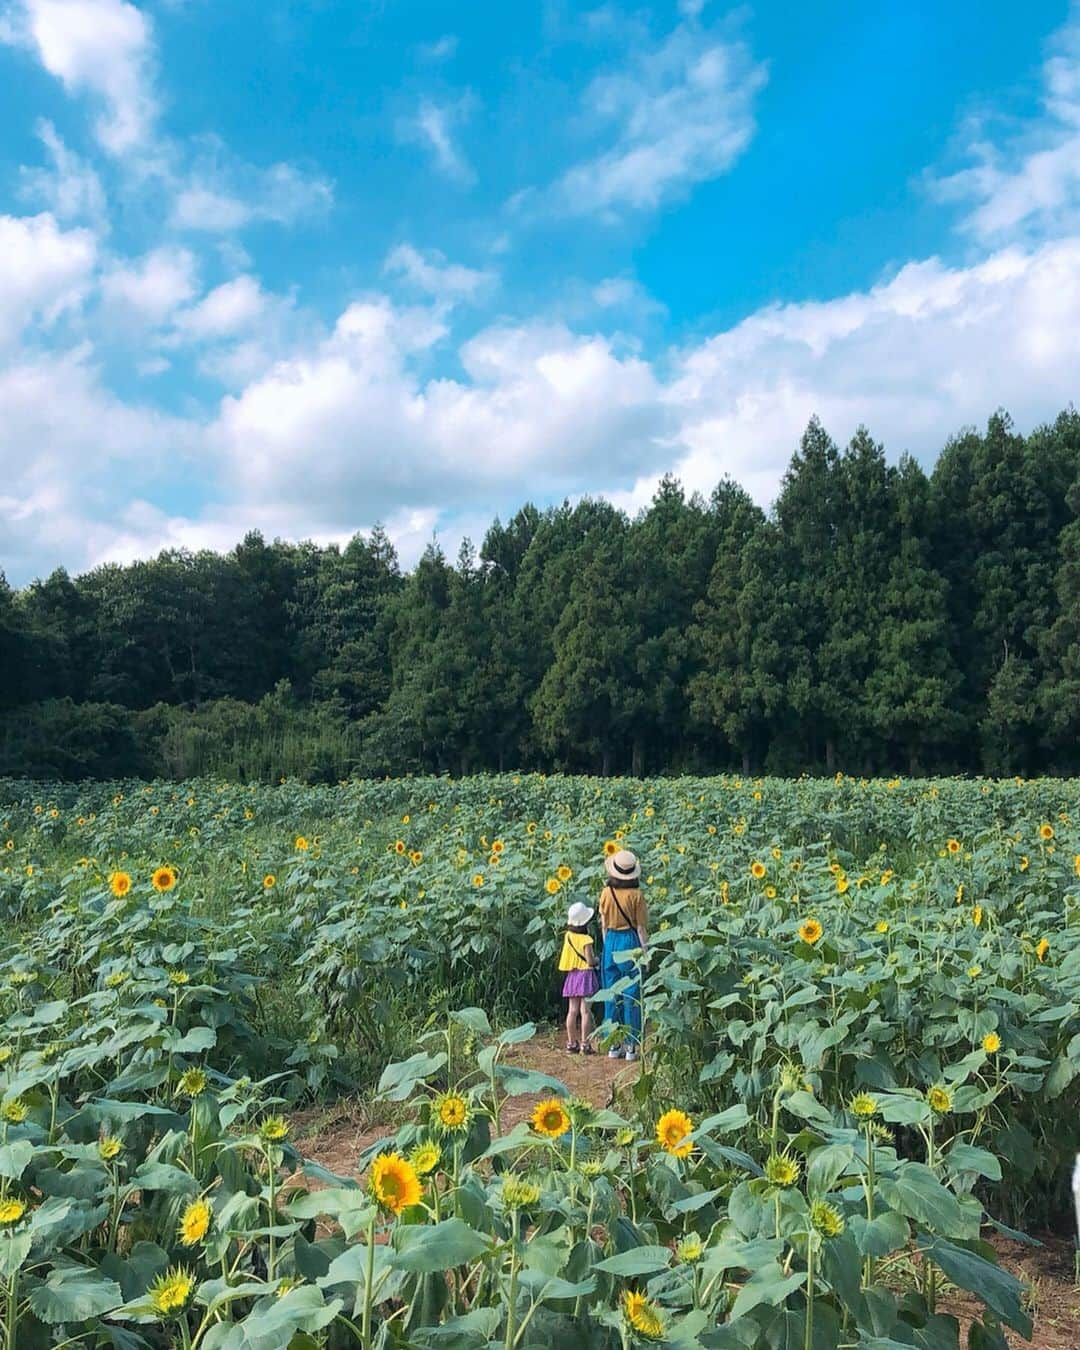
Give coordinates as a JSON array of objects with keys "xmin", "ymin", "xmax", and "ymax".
[
  {"xmin": 582, "ymin": 1044, "xmax": 595, "ymax": 1056},
  {"xmin": 566, "ymin": 1043, "xmax": 580, "ymax": 1054}
]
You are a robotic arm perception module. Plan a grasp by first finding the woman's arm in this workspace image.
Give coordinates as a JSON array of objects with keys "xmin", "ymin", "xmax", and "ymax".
[{"xmin": 636, "ymin": 895, "xmax": 649, "ymax": 952}]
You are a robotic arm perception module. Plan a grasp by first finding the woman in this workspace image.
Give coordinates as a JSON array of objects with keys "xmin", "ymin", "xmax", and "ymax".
[{"xmin": 598, "ymin": 849, "xmax": 648, "ymax": 1061}]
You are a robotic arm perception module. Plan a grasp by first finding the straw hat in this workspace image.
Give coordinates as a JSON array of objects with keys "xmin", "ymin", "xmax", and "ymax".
[
  {"xmin": 567, "ymin": 901, "xmax": 595, "ymax": 927},
  {"xmin": 605, "ymin": 849, "xmax": 641, "ymax": 882}
]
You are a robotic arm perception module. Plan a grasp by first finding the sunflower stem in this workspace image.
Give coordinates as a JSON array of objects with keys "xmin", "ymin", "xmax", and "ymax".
[{"xmin": 361, "ymin": 1210, "xmax": 377, "ymax": 1349}]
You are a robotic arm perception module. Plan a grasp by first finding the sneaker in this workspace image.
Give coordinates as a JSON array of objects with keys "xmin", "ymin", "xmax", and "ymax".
[
  {"xmin": 608, "ymin": 1048, "xmax": 623, "ymax": 1060},
  {"xmin": 624, "ymin": 1051, "xmax": 639, "ymax": 1062}
]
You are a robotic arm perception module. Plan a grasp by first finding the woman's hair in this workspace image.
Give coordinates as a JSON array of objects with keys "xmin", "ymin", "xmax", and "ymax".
[{"xmin": 606, "ymin": 877, "xmax": 640, "ymax": 891}]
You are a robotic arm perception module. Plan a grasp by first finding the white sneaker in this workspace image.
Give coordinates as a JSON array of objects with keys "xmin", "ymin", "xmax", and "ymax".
[
  {"xmin": 624, "ymin": 1051, "xmax": 639, "ymax": 1062},
  {"xmin": 608, "ymin": 1048, "xmax": 623, "ymax": 1060}
]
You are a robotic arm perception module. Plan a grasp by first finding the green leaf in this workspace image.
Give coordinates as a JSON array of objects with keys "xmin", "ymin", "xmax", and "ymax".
[
  {"xmin": 878, "ymin": 1163, "xmax": 971, "ymax": 1239},
  {"xmin": 0, "ymin": 1232, "xmax": 31, "ymax": 1278},
  {"xmin": 28, "ymin": 1263, "xmax": 123, "ymax": 1324},
  {"xmin": 408, "ymin": 1307, "xmax": 502, "ymax": 1348},
  {"xmin": 920, "ymin": 1232, "xmax": 1032, "ymax": 1337},
  {"xmin": 287, "ymin": 1189, "xmax": 375, "ymax": 1238},
  {"xmin": 199, "ymin": 1286, "xmax": 343, "ymax": 1349},
  {"xmin": 0, "ymin": 1140, "xmax": 33, "ymax": 1181},
  {"xmin": 695, "ymin": 1104, "xmax": 750, "ymax": 1135},
  {"xmin": 376, "ymin": 1051, "xmax": 447, "ymax": 1100},
  {"xmin": 807, "ymin": 1143, "xmax": 854, "ymax": 1196},
  {"xmin": 782, "ymin": 1090, "xmax": 832, "ymax": 1125},
  {"xmin": 729, "ymin": 1265, "xmax": 806, "ymax": 1320},
  {"xmin": 389, "ymin": 1218, "xmax": 491, "ymax": 1272},
  {"xmin": 847, "ymin": 1211, "xmax": 909, "ymax": 1258},
  {"xmin": 943, "ymin": 1142, "xmax": 1001, "ymax": 1182},
  {"xmin": 129, "ymin": 1162, "xmax": 200, "ymax": 1194},
  {"xmin": 594, "ymin": 1245, "xmax": 672, "ymax": 1276},
  {"xmin": 448, "ymin": 1008, "xmax": 493, "ymax": 1036}
]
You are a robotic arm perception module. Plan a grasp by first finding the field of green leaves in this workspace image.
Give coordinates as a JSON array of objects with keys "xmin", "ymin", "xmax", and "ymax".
[{"xmin": 0, "ymin": 773, "xmax": 1077, "ymax": 1348}]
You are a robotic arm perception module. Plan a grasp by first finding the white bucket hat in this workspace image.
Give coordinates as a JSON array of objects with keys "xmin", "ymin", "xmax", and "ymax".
[
  {"xmin": 605, "ymin": 849, "xmax": 641, "ymax": 882},
  {"xmin": 567, "ymin": 901, "xmax": 595, "ymax": 927}
]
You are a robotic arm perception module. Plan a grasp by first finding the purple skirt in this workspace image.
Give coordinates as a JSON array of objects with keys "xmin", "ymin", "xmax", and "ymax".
[{"xmin": 562, "ymin": 968, "xmax": 599, "ymax": 998}]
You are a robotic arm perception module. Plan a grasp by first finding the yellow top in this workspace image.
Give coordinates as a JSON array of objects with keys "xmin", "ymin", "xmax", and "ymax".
[
  {"xmin": 558, "ymin": 931, "xmax": 595, "ymax": 972},
  {"xmin": 598, "ymin": 885, "xmax": 647, "ymax": 932}
]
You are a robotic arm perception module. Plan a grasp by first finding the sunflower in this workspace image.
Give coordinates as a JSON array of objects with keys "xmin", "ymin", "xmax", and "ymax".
[
  {"xmin": 750, "ymin": 860, "xmax": 766, "ymax": 879},
  {"xmin": 880, "ymin": 869, "xmax": 895, "ymax": 885},
  {"xmin": 982, "ymin": 1032, "xmax": 1001, "ymax": 1054},
  {"xmin": 263, "ymin": 874, "xmax": 276, "ymax": 889},
  {"xmin": 178, "ymin": 1198, "xmax": 212, "ymax": 1246},
  {"xmin": 369, "ymin": 1153, "xmax": 421, "ymax": 1216},
  {"xmin": 810, "ymin": 1199, "xmax": 845, "ymax": 1237},
  {"xmin": 1074, "ymin": 853, "xmax": 1080, "ymax": 877},
  {"xmin": 472, "ymin": 873, "xmax": 484, "ymax": 887},
  {"xmin": 556, "ymin": 864, "xmax": 572, "ymax": 883},
  {"xmin": 491, "ymin": 840, "xmax": 504, "ymax": 855},
  {"xmin": 0, "ymin": 1100, "xmax": 28, "ymax": 1124},
  {"xmin": 531, "ymin": 1098, "xmax": 571, "ymax": 1139},
  {"xmin": 148, "ymin": 1267, "xmax": 196, "ymax": 1317},
  {"xmin": 836, "ymin": 877, "xmax": 850, "ymax": 895},
  {"xmin": 623, "ymin": 1290, "xmax": 665, "ymax": 1340},
  {"xmin": 259, "ymin": 1115, "xmax": 289, "ymax": 1142},
  {"xmin": 545, "ymin": 877, "xmax": 561, "ymax": 895},
  {"xmin": 874, "ymin": 920, "xmax": 889, "ymax": 934},
  {"xmin": 798, "ymin": 918, "xmax": 823, "ymax": 945},
  {"xmin": 946, "ymin": 838, "xmax": 961, "ymax": 854},
  {"xmin": 409, "ymin": 1141, "xmax": 441, "ymax": 1176},
  {"xmin": 409, "ymin": 850, "xmax": 423, "ymax": 865},
  {"xmin": 1019, "ymin": 855, "xmax": 1030, "ymax": 872},
  {"xmin": 1039, "ymin": 823, "xmax": 1054, "ymax": 841},
  {"xmin": 110, "ymin": 871, "xmax": 132, "ymax": 898},
  {"xmin": 152, "ymin": 866, "xmax": 177, "ymax": 893},
  {"xmin": 764, "ymin": 1152, "xmax": 800, "ymax": 1186},
  {"xmin": 176, "ymin": 1068, "xmax": 208, "ymax": 1098},
  {"xmin": 0, "ymin": 1198, "xmax": 26, "ymax": 1226},
  {"xmin": 99, "ymin": 1136, "xmax": 123, "ymax": 1160},
  {"xmin": 295, "ymin": 835, "xmax": 309, "ymax": 852},
  {"xmin": 603, "ymin": 840, "xmax": 618, "ymax": 857},
  {"xmin": 501, "ymin": 1176, "xmax": 541, "ymax": 1209},
  {"xmin": 676, "ymin": 1233, "xmax": 704, "ymax": 1263},
  {"xmin": 1036, "ymin": 937, "xmax": 1050, "ymax": 962},
  {"xmin": 927, "ymin": 1085, "xmax": 952, "ymax": 1114},
  {"xmin": 433, "ymin": 1093, "xmax": 470, "ymax": 1133},
  {"xmin": 764, "ymin": 885, "xmax": 777, "ymax": 899},
  {"xmin": 393, "ymin": 839, "xmax": 406, "ymax": 855},
  {"xmin": 655, "ymin": 1109, "xmax": 693, "ymax": 1158},
  {"xmin": 850, "ymin": 1092, "xmax": 878, "ymax": 1118}
]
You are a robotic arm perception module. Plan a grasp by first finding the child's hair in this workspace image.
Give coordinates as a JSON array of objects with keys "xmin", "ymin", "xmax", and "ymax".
[{"xmin": 567, "ymin": 922, "xmax": 592, "ymax": 934}]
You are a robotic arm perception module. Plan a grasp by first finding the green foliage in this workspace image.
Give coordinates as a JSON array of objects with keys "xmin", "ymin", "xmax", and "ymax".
[
  {"xmin": 0, "ymin": 771, "xmax": 1076, "ymax": 1344},
  {"xmin": 3, "ymin": 406, "xmax": 1080, "ymax": 780}
]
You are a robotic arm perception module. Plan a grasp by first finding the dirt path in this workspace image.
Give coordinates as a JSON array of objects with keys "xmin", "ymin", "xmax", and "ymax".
[{"xmin": 289, "ymin": 1030, "xmax": 1079, "ymax": 1348}]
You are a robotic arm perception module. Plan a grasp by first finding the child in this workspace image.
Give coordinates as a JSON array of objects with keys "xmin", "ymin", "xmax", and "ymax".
[{"xmin": 559, "ymin": 901, "xmax": 600, "ymax": 1054}]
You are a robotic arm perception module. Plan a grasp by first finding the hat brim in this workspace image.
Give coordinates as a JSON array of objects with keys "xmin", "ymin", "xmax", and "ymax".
[{"xmin": 605, "ymin": 855, "xmax": 641, "ymax": 881}]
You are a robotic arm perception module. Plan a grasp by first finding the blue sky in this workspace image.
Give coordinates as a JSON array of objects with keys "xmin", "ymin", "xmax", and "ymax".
[{"xmin": 1, "ymin": 0, "xmax": 1078, "ymax": 584}]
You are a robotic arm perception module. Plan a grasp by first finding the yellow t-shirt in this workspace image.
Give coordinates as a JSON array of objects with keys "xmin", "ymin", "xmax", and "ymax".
[
  {"xmin": 598, "ymin": 885, "xmax": 647, "ymax": 932},
  {"xmin": 558, "ymin": 931, "xmax": 595, "ymax": 972}
]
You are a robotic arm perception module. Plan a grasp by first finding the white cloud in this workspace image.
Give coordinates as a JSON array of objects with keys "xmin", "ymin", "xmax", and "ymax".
[
  {"xmin": 99, "ymin": 245, "xmax": 198, "ymax": 327},
  {"xmin": 932, "ymin": 13, "xmax": 1080, "ymax": 241},
  {"xmin": 417, "ymin": 34, "xmax": 457, "ymax": 64},
  {"xmin": 549, "ymin": 16, "xmax": 766, "ymax": 217},
  {"xmin": 0, "ymin": 211, "xmax": 97, "ymax": 345},
  {"xmin": 384, "ymin": 243, "xmax": 495, "ymax": 304},
  {"xmin": 0, "ymin": 346, "xmax": 199, "ymax": 580},
  {"xmin": 1, "ymin": 0, "xmax": 157, "ymax": 154},
  {"xmin": 207, "ymin": 299, "xmax": 665, "ymax": 533},
  {"xmin": 175, "ymin": 275, "xmax": 266, "ymax": 340},
  {"xmin": 19, "ymin": 119, "xmax": 108, "ymax": 225},
  {"xmin": 398, "ymin": 97, "xmax": 475, "ymax": 184},
  {"xmin": 171, "ymin": 150, "xmax": 334, "ymax": 232}
]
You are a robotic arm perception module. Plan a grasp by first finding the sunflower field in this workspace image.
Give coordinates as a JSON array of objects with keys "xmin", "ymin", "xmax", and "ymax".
[{"xmin": 0, "ymin": 772, "xmax": 1077, "ymax": 1348}]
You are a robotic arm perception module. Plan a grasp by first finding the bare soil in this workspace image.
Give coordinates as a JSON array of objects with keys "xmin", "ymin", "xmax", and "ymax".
[{"xmin": 289, "ymin": 1028, "xmax": 1079, "ymax": 1347}]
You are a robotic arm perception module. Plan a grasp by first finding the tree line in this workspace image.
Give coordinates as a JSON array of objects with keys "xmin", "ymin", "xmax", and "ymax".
[{"xmin": 3, "ymin": 407, "xmax": 1079, "ymax": 781}]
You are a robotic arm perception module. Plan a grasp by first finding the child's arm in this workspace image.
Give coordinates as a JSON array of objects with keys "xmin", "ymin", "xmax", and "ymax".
[{"xmin": 586, "ymin": 937, "xmax": 599, "ymax": 968}]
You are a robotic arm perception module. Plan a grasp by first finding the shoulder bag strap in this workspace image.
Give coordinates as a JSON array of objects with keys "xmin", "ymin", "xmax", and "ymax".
[{"xmin": 607, "ymin": 885, "xmax": 637, "ymax": 932}]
